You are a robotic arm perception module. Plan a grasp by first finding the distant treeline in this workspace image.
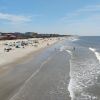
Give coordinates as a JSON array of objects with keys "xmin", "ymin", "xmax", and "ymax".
[{"xmin": 0, "ymin": 32, "xmax": 71, "ymax": 40}]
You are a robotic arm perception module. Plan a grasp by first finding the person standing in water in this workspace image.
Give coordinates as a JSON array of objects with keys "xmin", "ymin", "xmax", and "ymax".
[{"xmin": 73, "ymin": 47, "xmax": 75, "ymax": 51}]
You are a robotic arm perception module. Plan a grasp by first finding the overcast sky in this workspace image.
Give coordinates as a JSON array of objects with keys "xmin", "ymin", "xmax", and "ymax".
[{"xmin": 0, "ymin": 0, "xmax": 100, "ymax": 36}]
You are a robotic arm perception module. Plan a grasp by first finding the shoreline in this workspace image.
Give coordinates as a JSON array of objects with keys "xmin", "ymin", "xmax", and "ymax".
[{"xmin": 0, "ymin": 37, "xmax": 71, "ymax": 100}]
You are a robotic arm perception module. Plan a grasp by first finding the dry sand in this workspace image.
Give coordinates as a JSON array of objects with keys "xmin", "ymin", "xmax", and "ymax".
[{"xmin": 0, "ymin": 38, "xmax": 59, "ymax": 67}]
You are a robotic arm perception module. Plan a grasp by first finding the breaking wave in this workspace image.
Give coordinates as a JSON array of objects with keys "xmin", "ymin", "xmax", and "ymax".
[
  {"xmin": 66, "ymin": 50, "xmax": 72, "ymax": 55},
  {"xmin": 71, "ymin": 38, "xmax": 79, "ymax": 42},
  {"xmin": 89, "ymin": 48, "xmax": 100, "ymax": 63},
  {"xmin": 68, "ymin": 47, "xmax": 100, "ymax": 100}
]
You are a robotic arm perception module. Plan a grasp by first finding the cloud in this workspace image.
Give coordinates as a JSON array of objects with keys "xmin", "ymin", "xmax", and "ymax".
[
  {"xmin": 61, "ymin": 4, "xmax": 100, "ymax": 21},
  {"xmin": 0, "ymin": 13, "xmax": 32, "ymax": 24},
  {"xmin": 57, "ymin": 4, "xmax": 100, "ymax": 35},
  {"xmin": 78, "ymin": 4, "xmax": 100, "ymax": 12}
]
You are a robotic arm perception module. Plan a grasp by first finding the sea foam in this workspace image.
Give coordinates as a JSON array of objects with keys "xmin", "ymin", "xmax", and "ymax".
[
  {"xmin": 89, "ymin": 48, "xmax": 100, "ymax": 63},
  {"xmin": 71, "ymin": 38, "xmax": 79, "ymax": 42},
  {"xmin": 67, "ymin": 48, "xmax": 100, "ymax": 100},
  {"xmin": 59, "ymin": 46, "xmax": 65, "ymax": 52},
  {"xmin": 66, "ymin": 50, "xmax": 72, "ymax": 55}
]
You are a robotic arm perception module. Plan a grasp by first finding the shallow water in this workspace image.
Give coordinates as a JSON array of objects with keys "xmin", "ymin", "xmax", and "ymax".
[{"xmin": 67, "ymin": 36, "xmax": 100, "ymax": 100}]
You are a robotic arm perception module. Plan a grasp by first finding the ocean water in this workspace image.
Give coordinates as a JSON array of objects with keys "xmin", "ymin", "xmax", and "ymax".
[{"xmin": 67, "ymin": 36, "xmax": 100, "ymax": 100}]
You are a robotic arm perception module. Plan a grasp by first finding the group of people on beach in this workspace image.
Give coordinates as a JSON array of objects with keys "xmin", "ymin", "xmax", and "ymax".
[
  {"xmin": 2, "ymin": 38, "xmax": 53, "ymax": 52},
  {"xmin": 3, "ymin": 39, "xmax": 39, "ymax": 52}
]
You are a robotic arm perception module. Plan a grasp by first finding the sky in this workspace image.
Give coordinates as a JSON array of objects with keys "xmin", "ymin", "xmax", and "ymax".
[{"xmin": 0, "ymin": 0, "xmax": 100, "ymax": 36}]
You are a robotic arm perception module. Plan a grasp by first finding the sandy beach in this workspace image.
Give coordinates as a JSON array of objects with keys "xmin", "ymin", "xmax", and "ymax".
[
  {"xmin": 0, "ymin": 38, "xmax": 59, "ymax": 68},
  {"xmin": 0, "ymin": 37, "xmax": 71, "ymax": 100}
]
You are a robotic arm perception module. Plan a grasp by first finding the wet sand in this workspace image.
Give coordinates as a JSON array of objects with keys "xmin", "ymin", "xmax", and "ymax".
[{"xmin": 0, "ymin": 40, "xmax": 71, "ymax": 100}]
